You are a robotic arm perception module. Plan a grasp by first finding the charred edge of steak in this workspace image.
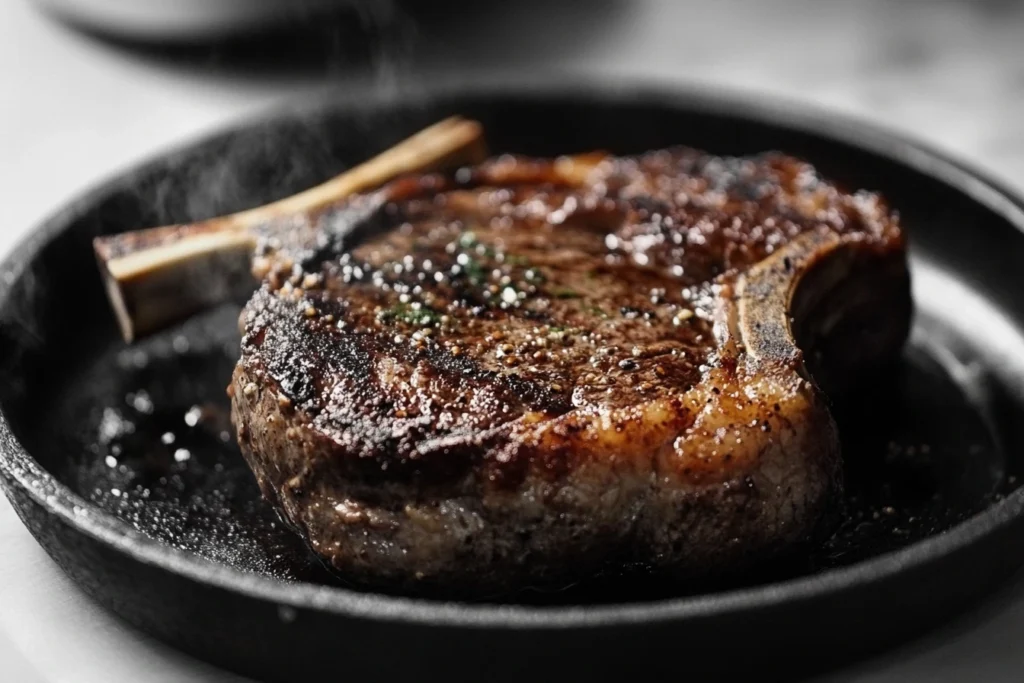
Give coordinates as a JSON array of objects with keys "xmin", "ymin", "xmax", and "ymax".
[
  {"xmin": 231, "ymin": 358, "xmax": 842, "ymax": 597},
  {"xmin": 792, "ymin": 247, "xmax": 913, "ymax": 398}
]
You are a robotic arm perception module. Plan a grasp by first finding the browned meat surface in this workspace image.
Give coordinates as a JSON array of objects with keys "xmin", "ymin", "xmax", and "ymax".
[{"xmin": 229, "ymin": 147, "xmax": 911, "ymax": 594}]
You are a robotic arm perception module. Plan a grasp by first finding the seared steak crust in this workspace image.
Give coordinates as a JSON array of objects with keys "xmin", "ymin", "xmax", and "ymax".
[{"xmin": 230, "ymin": 148, "xmax": 910, "ymax": 593}]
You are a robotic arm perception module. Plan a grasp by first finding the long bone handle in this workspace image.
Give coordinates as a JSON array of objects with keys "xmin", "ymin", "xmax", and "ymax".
[{"xmin": 93, "ymin": 116, "xmax": 487, "ymax": 342}]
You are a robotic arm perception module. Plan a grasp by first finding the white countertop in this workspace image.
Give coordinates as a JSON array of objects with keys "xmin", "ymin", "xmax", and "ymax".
[{"xmin": 4, "ymin": 0, "xmax": 1024, "ymax": 680}]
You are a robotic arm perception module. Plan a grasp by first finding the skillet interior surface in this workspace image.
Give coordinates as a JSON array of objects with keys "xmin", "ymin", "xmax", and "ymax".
[{"xmin": 4, "ymin": 81, "xmax": 1024, "ymax": 680}]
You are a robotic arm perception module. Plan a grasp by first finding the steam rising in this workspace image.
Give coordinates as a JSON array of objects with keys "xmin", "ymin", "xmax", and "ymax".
[{"xmin": 148, "ymin": 0, "xmax": 421, "ymax": 227}]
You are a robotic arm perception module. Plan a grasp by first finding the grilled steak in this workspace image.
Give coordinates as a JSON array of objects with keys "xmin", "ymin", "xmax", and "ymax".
[{"xmin": 229, "ymin": 147, "xmax": 911, "ymax": 594}]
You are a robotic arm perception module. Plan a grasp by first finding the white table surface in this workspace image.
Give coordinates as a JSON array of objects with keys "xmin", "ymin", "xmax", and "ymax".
[{"xmin": 4, "ymin": 0, "xmax": 1024, "ymax": 680}]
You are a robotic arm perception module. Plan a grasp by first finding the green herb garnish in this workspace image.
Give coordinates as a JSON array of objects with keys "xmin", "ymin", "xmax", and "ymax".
[
  {"xmin": 377, "ymin": 301, "xmax": 441, "ymax": 326},
  {"xmin": 461, "ymin": 256, "xmax": 487, "ymax": 284}
]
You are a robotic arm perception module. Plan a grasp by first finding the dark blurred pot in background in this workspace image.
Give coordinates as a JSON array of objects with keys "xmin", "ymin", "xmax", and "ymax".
[{"xmin": 32, "ymin": 0, "xmax": 370, "ymax": 42}]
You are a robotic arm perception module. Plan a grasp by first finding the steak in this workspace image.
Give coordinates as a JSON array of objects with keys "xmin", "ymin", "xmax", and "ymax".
[{"xmin": 229, "ymin": 147, "xmax": 911, "ymax": 595}]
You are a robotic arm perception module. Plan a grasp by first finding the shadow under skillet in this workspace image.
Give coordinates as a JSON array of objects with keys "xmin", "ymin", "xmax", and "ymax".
[{"xmin": 39, "ymin": 0, "xmax": 632, "ymax": 84}]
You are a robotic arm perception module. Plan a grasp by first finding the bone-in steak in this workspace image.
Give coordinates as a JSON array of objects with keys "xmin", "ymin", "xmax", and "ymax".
[{"xmin": 229, "ymin": 147, "xmax": 911, "ymax": 594}]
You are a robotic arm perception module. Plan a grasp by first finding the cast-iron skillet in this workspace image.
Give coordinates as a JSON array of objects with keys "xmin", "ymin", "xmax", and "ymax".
[{"xmin": 4, "ymin": 79, "xmax": 1024, "ymax": 682}]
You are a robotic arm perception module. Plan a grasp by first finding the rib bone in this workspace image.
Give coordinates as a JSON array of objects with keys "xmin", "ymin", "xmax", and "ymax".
[{"xmin": 93, "ymin": 116, "xmax": 487, "ymax": 342}]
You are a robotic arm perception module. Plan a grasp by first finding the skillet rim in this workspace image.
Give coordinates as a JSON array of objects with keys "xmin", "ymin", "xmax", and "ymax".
[{"xmin": 3, "ymin": 73, "xmax": 1024, "ymax": 629}]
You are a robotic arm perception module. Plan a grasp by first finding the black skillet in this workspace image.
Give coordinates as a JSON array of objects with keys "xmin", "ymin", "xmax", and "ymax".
[{"xmin": 4, "ymin": 78, "xmax": 1024, "ymax": 682}]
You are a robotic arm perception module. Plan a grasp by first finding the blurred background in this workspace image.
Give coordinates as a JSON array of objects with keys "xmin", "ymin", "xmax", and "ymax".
[
  {"xmin": 2, "ymin": 0, "xmax": 1024, "ymax": 681},
  {"xmin": 5, "ymin": 0, "xmax": 1024, "ymax": 240}
]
